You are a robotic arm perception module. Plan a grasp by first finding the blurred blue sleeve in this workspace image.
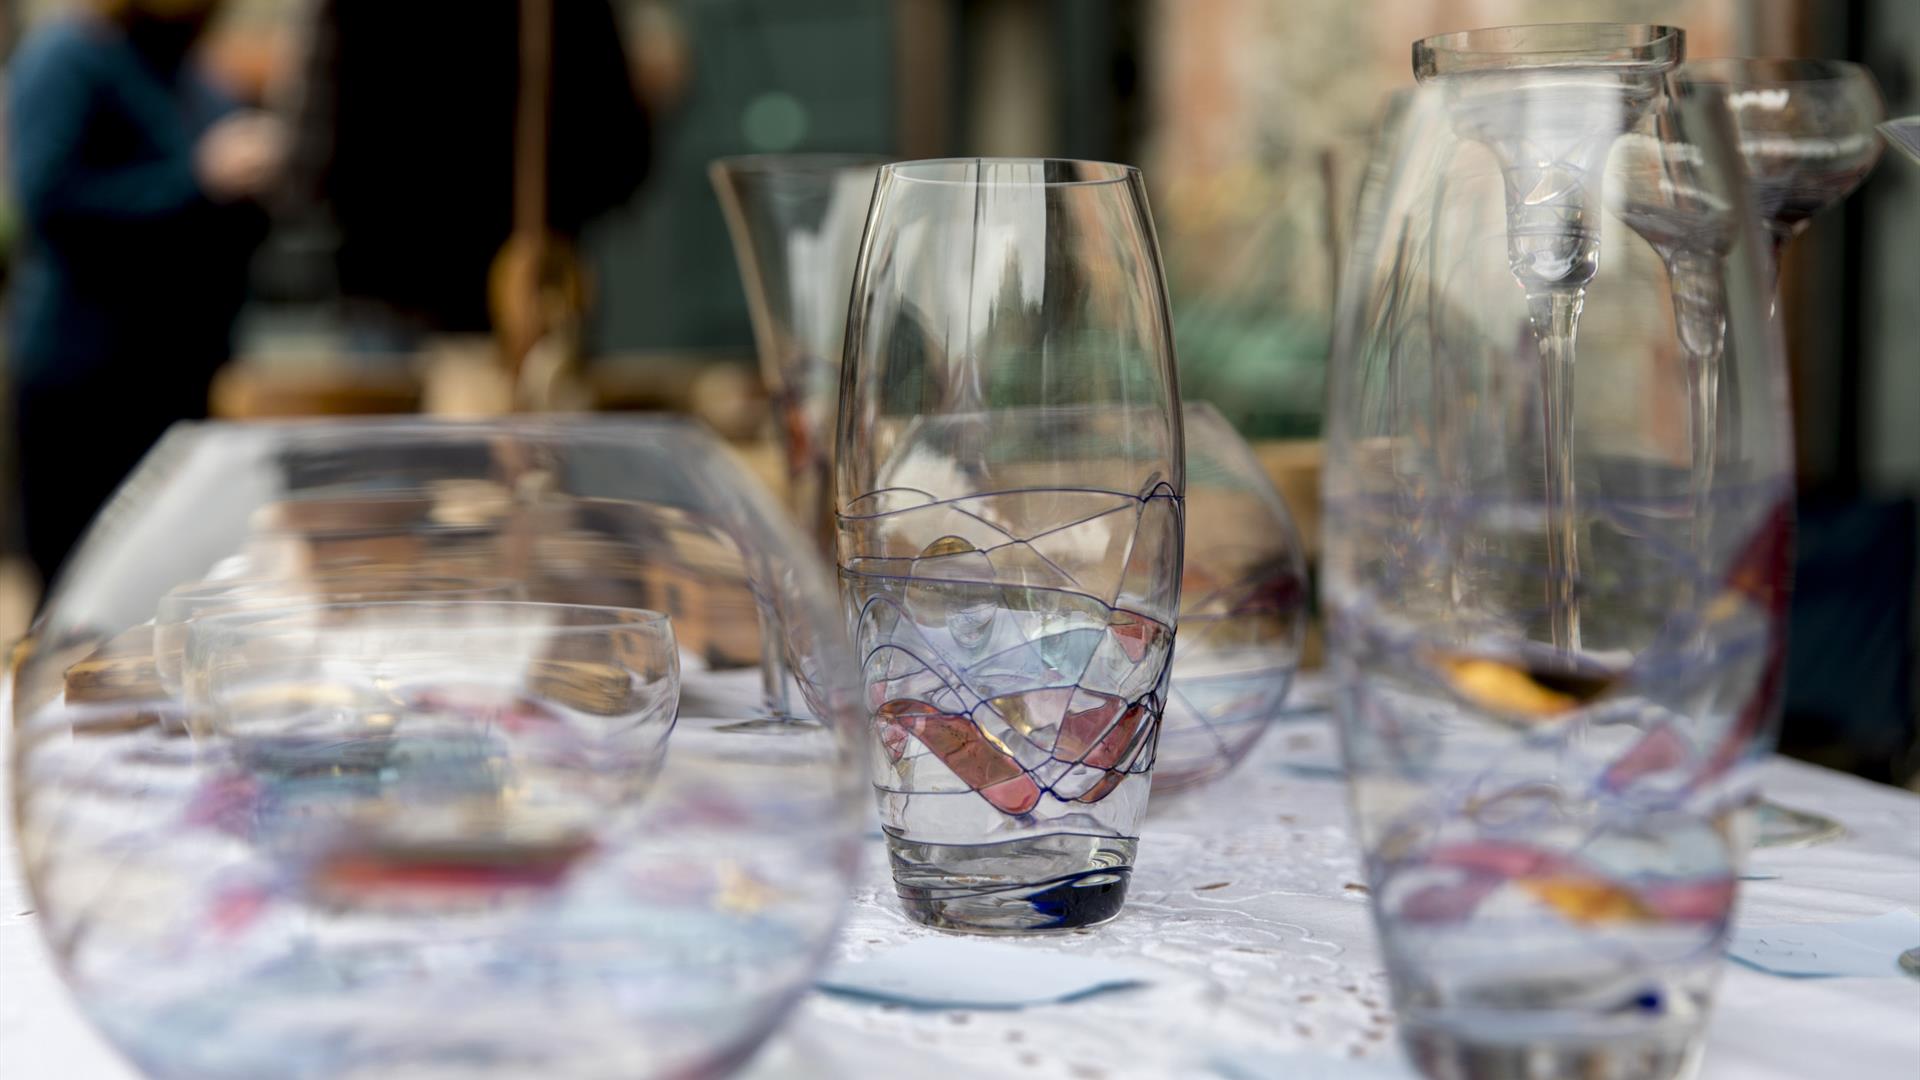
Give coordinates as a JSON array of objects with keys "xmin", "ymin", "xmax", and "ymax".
[{"xmin": 7, "ymin": 27, "xmax": 204, "ymax": 227}]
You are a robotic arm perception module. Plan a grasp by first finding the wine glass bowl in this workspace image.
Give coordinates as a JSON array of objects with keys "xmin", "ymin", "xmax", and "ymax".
[
  {"xmin": 1680, "ymin": 59, "xmax": 1886, "ymax": 253},
  {"xmin": 11, "ymin": 417, "xmax": 863, "ymax": 1079}
]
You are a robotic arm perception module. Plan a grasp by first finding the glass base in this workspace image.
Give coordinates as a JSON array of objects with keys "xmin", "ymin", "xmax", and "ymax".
[
  {"xmin": 884, "ymin": 829, "xmax": 1136, "ymax": 934},
  {"xmin": 1753, "ymin": 799, "xmax": 1846, "ymax": 848},
  {"xmin": 1402, "ymin": 1021, "xmax": 1704, "ymax": 1080}
]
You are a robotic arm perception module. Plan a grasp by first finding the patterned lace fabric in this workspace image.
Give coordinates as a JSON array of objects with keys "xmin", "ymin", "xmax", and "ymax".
[
  {"xmin": 742, "ymin": 671, "xmax": 1920, "ymax": 1080},
  {"xmin": 751, "ymin": 677, "xmax": 1411, "ymax": 1078},
  {"xmin": 8, "ymin": 674, "xmax": 1920, "ymax": 1079}
]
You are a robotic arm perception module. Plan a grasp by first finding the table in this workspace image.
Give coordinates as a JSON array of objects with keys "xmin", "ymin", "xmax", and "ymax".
[{"xmin": 6, "ymin": 679, "xmax": 1917, "ymax": 1079}]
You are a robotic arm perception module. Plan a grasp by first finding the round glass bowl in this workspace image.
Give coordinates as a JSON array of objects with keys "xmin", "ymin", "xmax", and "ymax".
[
  {"xmin": 11, "ymin": 417, "xmax": 863, "ymax": 1080},
  {"xmin": 1153, "ymin": 403, "xmax": 1309, "ymax": 795}
]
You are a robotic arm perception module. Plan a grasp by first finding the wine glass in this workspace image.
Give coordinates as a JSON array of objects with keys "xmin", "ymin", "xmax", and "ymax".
[
  {"xmin": 1154, "ymin": 402, "xmax": 1308, "ymax": 796},
  {"xmin": 1325, "ymin": 60, "xmax": 1789, "ymax": 1080},
  {"xmin": 1677, "ymin": 58, "xmax": 1884, "ymax": 848},
  {"xmin": 712, "ymin": 154, "xmax": 886, "ymax": 553},
  {"xmin": 836, "ymin": 158, "xmax": 1184, "ymax": 933},
  {"xmin": 11, "ymin": 417, "xmax": 863, "ymax": 1079},
  {"xmin": 182, "ymin": 600, "xmax": 679, "ymax": 838},
  {"xmin": 1680, "ymin": 59, "xmax": 1885, "ymax": 277}
]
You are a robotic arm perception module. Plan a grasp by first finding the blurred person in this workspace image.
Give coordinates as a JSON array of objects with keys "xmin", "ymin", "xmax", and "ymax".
[
  {"xmin": 6, "ymin": 0, "xmax": 282, "ymax": 589},
  {"xmin": 284, "ymin": 0, "xmax": 649, "ymax": 354}
]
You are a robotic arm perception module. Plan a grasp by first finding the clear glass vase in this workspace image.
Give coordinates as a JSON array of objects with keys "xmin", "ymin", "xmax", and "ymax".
[
  {"xmin": 1325, "ymin": 31, "xmax": 1791, "ymax": 1079},
  {"xmin": 836, "ymin": 158, "xmax": 1185, "ymax": 933}
]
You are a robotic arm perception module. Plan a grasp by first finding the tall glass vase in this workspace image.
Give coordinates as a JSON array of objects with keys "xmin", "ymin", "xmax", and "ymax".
[
  {"xmin": 836, "ymin": 159, "xmax": 1185, "ymax": 933},
  {"xmin": 1325, "ymin": 54, "xmax": 1790, "ymax": 1080},
  {"xmin": 712, "ymin": 154, "xmax": 885, "ymax": 553}
]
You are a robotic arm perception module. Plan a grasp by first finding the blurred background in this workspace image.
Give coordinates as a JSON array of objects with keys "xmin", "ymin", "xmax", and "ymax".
[{"xmin": 0, "ymin": 0, "xmax": 1914, "ymax": 783}]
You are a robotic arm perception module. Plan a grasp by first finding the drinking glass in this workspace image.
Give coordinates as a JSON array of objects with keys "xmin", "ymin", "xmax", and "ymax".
[
  {"xmin": 712, "ymin": 154, "xmax": 886, "ymax": 553},
  {"xmin": 11, "ymin": 417, "xmax": 864, "ymax": 1079},
  {"xmin": 1154, "ymin": 402, "xmax": 1308, "ymax": 795},
  {"xmin": 1680, "ymin": 59, "xmax": 1885, "ymax": 275},
  {"xmin": 836, "ymin": 158, "xmax": 1184, "ymax": 932},
  {"xmin": 1325, "ymin": 52, "xmax": 1789, "ymax": 1080}
]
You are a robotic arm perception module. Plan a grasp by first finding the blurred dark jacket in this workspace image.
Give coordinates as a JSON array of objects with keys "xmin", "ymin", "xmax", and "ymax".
[
  {"xmin": 291, "ymin": 0, "xmax": 650, "ymax": 332},
  {"xmin": 6, "ymin": 17, "xmax": 262, "ymax": 385}
]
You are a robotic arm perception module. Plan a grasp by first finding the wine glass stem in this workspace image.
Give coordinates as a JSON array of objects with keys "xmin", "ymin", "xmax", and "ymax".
[
  {"xmin": 1529, "ymin": 287, "xmax": 1585, "ymax": 653},
  {"xmin": 1666, "ymin": 249, "xmax": 1726, "ymax": 555},
  {"xmin": 1764, "ymin": 225, "xmax": 1795, "ymax": 323}
]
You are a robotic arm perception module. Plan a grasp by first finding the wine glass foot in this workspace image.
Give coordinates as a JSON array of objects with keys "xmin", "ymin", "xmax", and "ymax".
[{"xmin": 1753, "ymin": 799, "xmax": 1846, "ymax": 849}]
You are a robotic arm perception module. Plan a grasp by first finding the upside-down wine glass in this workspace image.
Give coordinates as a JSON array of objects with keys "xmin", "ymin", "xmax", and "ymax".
[
  {"xmin": 836, "ymin": 158, "xmax": 1185, "ymax": 933},
  {"xmin": 1325, "ymin": 54, "xmax": 1789, "ymax": 1080}
]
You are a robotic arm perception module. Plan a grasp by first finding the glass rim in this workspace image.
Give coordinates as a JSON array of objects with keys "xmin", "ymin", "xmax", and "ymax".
[
  {"xmin": 185, "ymin": 599, "xmax": 675, "ymax": 637},
  {"xmin": 159, "ymin": 573, "xmax": 522, "ymax": 608},
  {"xmin": 709, "ymin": 152, "xmax": 891, "ymax": 175},
  {"xmin": 879, "ymin": 157, "xmax": 1141, "ymax": 188},
  {"xmin": 1681, "ymin": 57, "xmax": 1876, "ymax": 88},
  {"xmin": 1414, "ymin": 22, "xmax": 1683, "ymax": 78}
]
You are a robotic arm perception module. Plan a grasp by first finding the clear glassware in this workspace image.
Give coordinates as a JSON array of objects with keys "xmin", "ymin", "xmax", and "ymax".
[
  {"xmin": 181, "ymin": 600, "xmax": 679, "ymax": 844},
  {"xmin": 836, "ymin": 158, "xmax": 1185, "ymax": 933},
  {"xmin": 712, "ymin": 154, "xmax": 887, "ymax": 553},
  {"xmin": 1676, "ymin": 58, "xmax": 1884, "ymax": 849},
  {"xmin": 152, "ymin": 571, "xmax": 523, "ymax": 696},
  {"xmin": 10, "ymin": 417, "xmax": 864, "ymax": 1079},
  {"xmin": 1414, "ymin": 23, "xmax": 1685, "ymax": 652},
  {"xmin": 1680, "ymin": 59, "xmax": 1886, "ymax": 276},
  {"xmin": 1881, "ymin": 116, "xmax": 1920, "ymax": 163},
  {"xmin": 1154, "ymin": 402, "xmax": 1308, "ymax": 796},
  {"xmin": 1324, "ymin": 56, "xmax": 1790, "ymax": 1080}
]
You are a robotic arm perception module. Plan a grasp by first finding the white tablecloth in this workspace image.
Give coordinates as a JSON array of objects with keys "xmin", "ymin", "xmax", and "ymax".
[{"xmin": 6, "ymin": 681, "xmax": 1918, "ymax": 1079}]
